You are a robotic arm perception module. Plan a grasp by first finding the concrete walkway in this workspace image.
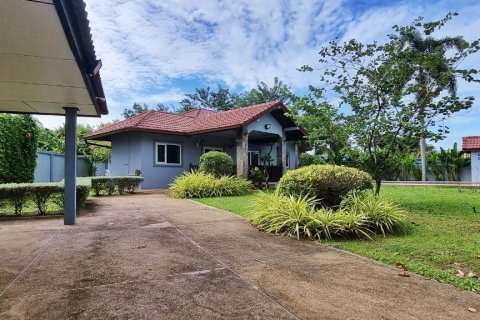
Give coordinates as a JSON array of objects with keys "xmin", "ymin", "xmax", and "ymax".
[{"xmin": 0, "ymin": 191, "xmax": 478, "ymax": 319}]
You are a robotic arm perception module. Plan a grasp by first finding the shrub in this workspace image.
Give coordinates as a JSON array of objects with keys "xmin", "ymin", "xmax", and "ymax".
[
  {"xmin": 249, "ymin": 191, "xmax": 406, "ymax": 240},
  {"xmin": 0, "ymin": 179, "xmax": 92, "ymax": 215},
  {"xmin": 298, "ymin": 153, "xmax": 325, "ymax": 167},
  {"xmin": 249, "ymin": 192, "xmax": 322, "ymax": 239},
  {"xmin": 76, "ymin": 178, "xmax": 92, "ymax": 208},
  {"xmin": 199, "ymin": 151, "xmax": 233, "ymax": 177},
  {"xmin": 90, "ymin": 176, "xmax": 143, "ymax": 196},
  {"xmin": 0, "ymin": 184, "xmax": 32, "ymax": 215},
  {"xmin": 0, "ymin": 114, "xmax": 39, "ymax": 184},
  {"xmin": 169, "ymin": 171, "xmax": 252, "ymax": 198},
  {"xmin": 340, "ymin": 192, "xmax": 407, "ymax": 236},
  {"xmin": 277, "ymin": 164, "xmax": 373, "ymax": 208},
  {"xmin": 30, "ymin": 184, "xmax": 63, "ymax": 214}
]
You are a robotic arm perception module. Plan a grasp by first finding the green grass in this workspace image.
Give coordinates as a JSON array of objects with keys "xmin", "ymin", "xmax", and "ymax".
[
  {"xmin": 196, "ymin": 192, "xmax": 259, "ymax": 217},
  {"xmin": 0, "ymin": 199, "xmax": 62, "ymax": 216},
  {"xmin": 194, "ymin": 186, "xmax": 480, "ymax": 293}
]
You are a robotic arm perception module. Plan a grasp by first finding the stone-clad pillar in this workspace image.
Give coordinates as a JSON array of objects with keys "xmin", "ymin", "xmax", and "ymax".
[{"xmin": 236, "ymin": 128, "xmax": 249, "ymax": 178}]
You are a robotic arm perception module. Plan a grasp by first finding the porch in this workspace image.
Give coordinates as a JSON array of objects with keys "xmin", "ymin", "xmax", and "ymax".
[{"xmin": 188, "ymin": 128, "xmax": 296, "ymax": 182}]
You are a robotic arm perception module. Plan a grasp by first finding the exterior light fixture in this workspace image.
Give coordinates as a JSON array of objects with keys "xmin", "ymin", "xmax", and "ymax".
[{"xmin": 264, "ymin": 124, "xmax": 271, "ymax": 130}]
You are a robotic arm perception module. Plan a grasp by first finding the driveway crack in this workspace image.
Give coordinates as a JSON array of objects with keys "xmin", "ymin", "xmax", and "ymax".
[
  {"xmin": 0, "ymin": 230, "xmax": 60, "ymax": 298},
  {"xmin": 170, "ymin": 223, "xmax": 302, "ymax": 320}
]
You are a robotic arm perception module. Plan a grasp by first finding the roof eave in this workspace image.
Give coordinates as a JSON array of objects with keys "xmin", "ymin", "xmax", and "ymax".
[{"xmin": 54, "ymin": 0, "xmax": 108, "ymax": 116}]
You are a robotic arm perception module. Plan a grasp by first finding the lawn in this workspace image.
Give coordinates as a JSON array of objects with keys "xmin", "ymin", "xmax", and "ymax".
[{"xmin": 195, "ymin": 186, "xmax": 480, "ymax": 293}]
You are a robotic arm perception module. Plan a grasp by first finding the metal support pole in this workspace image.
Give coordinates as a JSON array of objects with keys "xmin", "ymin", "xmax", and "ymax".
[{"xmin": 64, "ymin": 107, "xmax": 78, "ymax": 225}]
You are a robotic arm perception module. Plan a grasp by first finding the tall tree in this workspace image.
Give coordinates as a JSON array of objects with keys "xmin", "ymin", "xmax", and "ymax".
[
  {"xmin": 179, "ymin": 86, "xmax": 235, "ymax": 112},
  {"xmin": 122, "ymin": 102, "xmax": 172, "ymax": 118},
  {"xmin": 122, "ymin": 102, "xmax": 149, "ymax": 119},
  {"xmin": 289, "ymin": 87, "xmax": 351, "ymax": 165},
  {"xmin": 395, "ymin": 12, "xmax": 479, "ymax": 181},
  {"xmin": 300, "ymin": 15, "xmax": 478, "ymax": 194},
  {"xmin": 234, "ymin": 77, "xmax": 292, "ymax": 107}
]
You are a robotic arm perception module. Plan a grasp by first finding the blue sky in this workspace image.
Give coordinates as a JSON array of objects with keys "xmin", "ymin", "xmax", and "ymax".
[{"xmin": 36, "ymin": 0, "xmax": 480, "ymax": 148}]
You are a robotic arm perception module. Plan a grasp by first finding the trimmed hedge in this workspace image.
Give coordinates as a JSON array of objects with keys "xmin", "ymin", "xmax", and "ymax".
[
  {"xmin": 199, "ymin": 151, "xmax": 233, "ymax": 177},
  {"xmin": 277, "ymin": 164, "xmax": 373, "ymax": 208},
  {"xmin": 0, "ymin": 178, "xmax": 91, "ymax": 215},
  {"xmin": 0, "ymin": 114, "xmax": 39, "ymax": 184},
  {"xmin": 91, "ymin": 176, "xmax": 144, "ymax": 196},
  {"xmin": 169, "ymin": 171, "xmax": 252, "ymax": 198}
]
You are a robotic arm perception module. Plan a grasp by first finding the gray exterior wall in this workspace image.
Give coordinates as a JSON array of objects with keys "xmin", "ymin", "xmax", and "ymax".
[
  {"xmin": 109, "ymin": 113, "xmax": 300, "ymax": 189},
  {"xmin": 471, "ymin": 151, "xmax": 480, "ymax": 182},
  {"xmin": 34, "ymin": 150, "xmax": 93, "ymax": 182}
]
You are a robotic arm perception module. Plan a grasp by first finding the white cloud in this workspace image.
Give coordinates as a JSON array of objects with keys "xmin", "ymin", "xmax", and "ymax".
[{"xmin": 69, "ymin": 0, "xmax": 480, "ymax": 149}]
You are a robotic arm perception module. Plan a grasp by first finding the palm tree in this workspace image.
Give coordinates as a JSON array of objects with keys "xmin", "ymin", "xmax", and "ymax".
[{"xmin": 400, "ymin": 29, "xmax": 466, "ymax": 181}]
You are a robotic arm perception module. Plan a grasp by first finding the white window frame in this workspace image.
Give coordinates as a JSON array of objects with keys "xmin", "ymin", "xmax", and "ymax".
[
  {"xmin": 248, "ymin": 150, "xmax": 260, "ymax": 166},
  {"xmin": 203, "ymin": 146, "xmax": 223, "ymax": 153},
  {"xmin": 155, "ymin": 142, "xmax": 182, "ymax": 165}
]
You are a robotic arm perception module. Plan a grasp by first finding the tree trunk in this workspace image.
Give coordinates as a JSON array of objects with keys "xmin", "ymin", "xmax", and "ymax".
[
  {"xmin": 419, "ymin": 105, "xmax": 427, "ymax": 181},
  {"xmin": 420, "ymin": 135, "xmax": 427, "ymax": 181},
  {"xmin": 374, "ymin": 179, "xmax": 381, "ymax": 196}
]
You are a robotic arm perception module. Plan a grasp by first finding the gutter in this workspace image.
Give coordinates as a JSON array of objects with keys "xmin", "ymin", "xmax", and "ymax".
[{"xmin": 53, "ymin": 0, "xmax": 108, "ymax": 116}]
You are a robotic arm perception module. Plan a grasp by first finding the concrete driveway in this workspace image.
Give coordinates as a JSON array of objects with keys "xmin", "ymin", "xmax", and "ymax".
[{"xmin": 0, "ymin": 190, "xmax": 478, "ymax": 319}]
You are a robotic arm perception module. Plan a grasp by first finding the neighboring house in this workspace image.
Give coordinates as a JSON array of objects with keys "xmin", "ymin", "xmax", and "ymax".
[
  {"xmin": 462, "ymin": 136, "xmax": 480, "ymax": 182},
  {"xmin": 84, "ymin": 100, "xmax": 307, "ymax": 188}
]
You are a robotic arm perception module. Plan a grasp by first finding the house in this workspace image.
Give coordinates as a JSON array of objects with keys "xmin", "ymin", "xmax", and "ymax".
[
  {"xmin": 84, "ymin": 100, "xmax": 306, "ymax": 188},
  {"xmin": 462, "ymin": 136, "xmax": 480, "ymax": 182}
]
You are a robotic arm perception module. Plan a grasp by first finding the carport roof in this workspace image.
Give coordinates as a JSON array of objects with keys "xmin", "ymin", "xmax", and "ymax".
[
  {"xmin": 0, "ymin": 0, "xmax": 108, "ymax": 117},
  {"xmin": 84, "ymin": 100, "xmax": 307, "ymax": 141}
]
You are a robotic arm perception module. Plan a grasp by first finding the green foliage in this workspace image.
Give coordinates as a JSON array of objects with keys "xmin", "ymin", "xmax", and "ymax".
[
  {"xmin": 30, "ymin": 184, "xmax": 62, "ymax": 215},
  {"xmin": 199, "ymin": 151, "xmax": 234, "ymax": 177},
  {"xmin": 398, "ymin": 153, "xmax": 421, "ymax": 181},
  {"xmin": 91, "ymin": 176, "xmax": 144, "ymax": 196},
  {"xmin": 427, "ymin": 150, "xmax": 445, "ymax": 181},
  {"xmin": 180, "ymin": 86, "xmax": 235, "ymax": 112},
  {"xmin": 340, "ymin": 192, "xmax": 408, "ymax": 236},
  {"xmin": 299, "ymin": 13, "xmax": 479, "ymax": 193},
  {"xmin": 298, "ymin": 153, "xmax": 325, "ymax": 167},
  {"xmin": 0, "ymin": 114, "xmax": 39, "ymax": 184},
  {"xmin": 289, "ymin": 87, "xmax": 351, "ymax": 165},
  {"xmin": 122, "ymin": 102, "xmax": 172, "ymax": 118},
  {"xmin": 233, "ymin": 77, "xmax": 292, "ymax": 107},
  {"xmin": 0, "ymin": 179, "xmax": 91, "ymax": 216},
  {"xmin": 277, "ymin": 165, "xmax": 373, "ymax": 208},
  {"xmin": 169, "ymin": 171, "xmax": 252, "ymax": 198},
  {"xmin": 249, "ymin": 167, "xmax": 268, "ymax": 187},
  {"xmin": 37, "ymin": 123, "xmax": 111, "ymax": 162},
  {"xmin": 437, "ymin": 143, "xmax": 469, "ymax": 181},
  {"xmin": 249, "ymin": 191, "xmax": 406, "ymax": 240}
]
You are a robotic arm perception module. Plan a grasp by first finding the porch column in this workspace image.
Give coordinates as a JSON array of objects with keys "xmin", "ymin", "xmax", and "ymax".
[
  {"xmin": 64, "ymin": 107, "xmax": 78, "ymax": 225},
  {"xmin": 236, "ymin": 128, "xmax": 248, "ymax": 178},
  {"xmin": 280, "ymin": 131, "xmax": 287, "ymax": 175}
]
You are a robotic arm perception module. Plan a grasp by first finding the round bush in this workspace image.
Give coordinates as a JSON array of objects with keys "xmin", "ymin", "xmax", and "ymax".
[
  {"xmin": 199, "ymin": 151, "xmax": 233, "ymax": 177},
  {"xmin": 277, "ymin": 164, "xmax": 373, "ymax": 208}
]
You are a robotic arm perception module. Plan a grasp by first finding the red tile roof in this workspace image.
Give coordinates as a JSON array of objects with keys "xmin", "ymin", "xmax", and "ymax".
[
  {"xmin": 84, "ymin": 100, "xmax": 303, "ymax": 140},
  {"xmin": 462, "ymin": 136, "xmax": 480, "ymax": 151}
]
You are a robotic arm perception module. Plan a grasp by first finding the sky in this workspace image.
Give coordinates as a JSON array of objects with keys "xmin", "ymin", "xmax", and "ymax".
[{"xmin": 35, "ymin": 0, "xmax": 480, "ymax": 148}]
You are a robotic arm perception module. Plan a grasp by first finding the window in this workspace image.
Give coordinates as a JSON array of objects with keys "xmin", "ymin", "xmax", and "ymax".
[
  {"xmin": 155, "ymin": 142, "xmax": 181, "ymax": 165},
  {"xmin": 203, "ymin": 146, "xmax": 223, "ymax": 153},
  {"xmin": 248, "ymin": 151, "xmax": 260, "ymax": 166},
  {"xmin": 286, "ymin": 153, "xmax": 290, "ymax": 169}
]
